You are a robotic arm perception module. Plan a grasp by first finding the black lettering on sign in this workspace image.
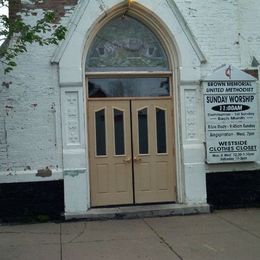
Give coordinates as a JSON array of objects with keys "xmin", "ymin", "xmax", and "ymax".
[
  {"xmin": 212, "ymin": 104, "xmax": 250, "ymax": 112},
  {"xmin": 228, "ymin": 95, "xmax": 254, "ymax": 102}
]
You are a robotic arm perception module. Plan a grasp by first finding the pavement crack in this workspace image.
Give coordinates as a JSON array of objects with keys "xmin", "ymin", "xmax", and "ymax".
[
  {"xmin": 62, "ymin": 237, "xmax": 153, "ymax": 245},
  {"xmin": 217, "ymin": 215, "xmax": 260, "ymax": 239},
  {"xmin": 60, "ymin": 224, "xmax": 63, "ymax": 260},
  {"xmin": 143, "ymin": 219, "xmax": 184, "ymax": 260},
  {"xmin": 67, "ymin": 223, "xmax": 87, "ymax": 243},
  {"xmin": 0, "ymin": 231, "xmax": 59, "ymax": 235}
]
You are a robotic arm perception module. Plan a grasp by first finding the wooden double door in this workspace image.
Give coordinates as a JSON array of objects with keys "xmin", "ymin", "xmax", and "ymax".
[{"xmin": 88, "ymin": 99, "xmax": 176, "ymax": 207}]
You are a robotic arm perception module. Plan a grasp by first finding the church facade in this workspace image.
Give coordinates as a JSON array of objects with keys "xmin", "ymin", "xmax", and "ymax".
[{"xmin": 0, "ymin": 0, "xmax": 259, "ymax": 219}]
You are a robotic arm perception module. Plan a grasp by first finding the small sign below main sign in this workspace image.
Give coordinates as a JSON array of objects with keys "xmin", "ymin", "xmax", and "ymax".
[{"xmin": 203, "ymin": 64, "xmax": 258, "ymax": 164}]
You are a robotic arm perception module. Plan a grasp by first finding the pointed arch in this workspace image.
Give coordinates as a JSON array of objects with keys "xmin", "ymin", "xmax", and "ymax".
[
  {"xmin": 85, "ymin": 15, "xmax": 169, "ymax": 72},
  {"xmin": 82, "ymin": 3, "xmax": 181, "ymax": 75},
  {"xmin": 57, "ymin": 1, "xmax": 208, "ymax": 216}
]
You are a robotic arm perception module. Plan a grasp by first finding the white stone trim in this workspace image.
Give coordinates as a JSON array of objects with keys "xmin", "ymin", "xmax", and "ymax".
[
  {"xmin": 57, "ymin": 0, "xmax": 208, "ymax": 215},
  {"xmin": 180, "ymin": 83, "xmax": 205, "ymax": 144},
  {"xmin": 51, "ymin": 0, "xmax": 92, "ymax": 64},
  {"xmin": 166, "ymin": 0, "xmax": 206, "ymax": 63},
  {"xmin": 61, "ymin": 87, "xmax": 86, "ymax": 150},
  {"xmin": 64, "ymin": 169, "xmax": 88, "ymax": 216}
]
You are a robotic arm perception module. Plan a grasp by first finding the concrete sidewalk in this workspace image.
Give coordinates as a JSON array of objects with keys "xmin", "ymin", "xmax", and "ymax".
[{"xmin": 0, "ymin": 208, "xmax": 259, "ymax": 260}]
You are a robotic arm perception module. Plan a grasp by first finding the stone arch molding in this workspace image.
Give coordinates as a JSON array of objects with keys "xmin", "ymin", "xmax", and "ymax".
[
  {"xmin": 54, "ymin": 0, "xmax": 207, "ymax": 217},
  {"xmin": 53, "ymin": 0, "xmax": 205, "ymax": 84}
]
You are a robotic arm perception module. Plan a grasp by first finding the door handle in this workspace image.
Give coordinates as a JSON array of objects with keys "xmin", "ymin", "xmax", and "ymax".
[
  {"xmin": 123, "ymin": 157, "xmax": 131, "ymax": 163},
  {"xmin": 133, "ymin": 156, "xmax": 142, "ymax": 162}
]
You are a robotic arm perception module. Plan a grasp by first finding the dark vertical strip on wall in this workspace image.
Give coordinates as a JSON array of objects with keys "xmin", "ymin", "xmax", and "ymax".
[
  {"xmin": 206, "ymin": 170, "xmax": 260, "ymax": 209},
  {"xmin": 9, "ymin": 0, "xmax": 22, "ymax": 20},
  {"xmin": 0, "ymin": 180, "xmax": 64, "ymax": 223}
]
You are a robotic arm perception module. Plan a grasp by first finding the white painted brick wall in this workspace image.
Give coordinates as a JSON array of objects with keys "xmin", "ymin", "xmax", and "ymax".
[
  {"xmin": 238, "ymin": 0, "xmax": 260, "ymax": 67},
  {"xmin": 175, "ymin": 0, "xmax": 260, "ymax": 75},
  {"xmin": 0, "ymin": 0, "xmax": 259, "ymax": 173},
  {"xmin": 0, "ymin": 5, "xmax": 74, "ymax": 173},
  {"xmin": 0, "ymin": 42, "xmax": 63, "ymax": 172}
]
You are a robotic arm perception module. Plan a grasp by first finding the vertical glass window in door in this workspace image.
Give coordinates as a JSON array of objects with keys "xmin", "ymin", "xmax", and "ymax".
[
  {"xmin": 95, "ymin": 109, "xmax": 106, "ymax": 156},
  {"xmin": 114, "ymin": 109, "xmax": 125, "ymax": 155},
  {"xmin": 138, "ymin": 108, "xmax": 149, "ymax": 154},
  {"xmin": 156, "ymin": 108, "xmax": 167, "ymax": 154}
]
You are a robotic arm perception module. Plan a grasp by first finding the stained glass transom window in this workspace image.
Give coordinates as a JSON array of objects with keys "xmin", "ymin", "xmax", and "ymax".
[{"xmin": 86, "ymin": 16, "xmax": 169, "ymax": 71}]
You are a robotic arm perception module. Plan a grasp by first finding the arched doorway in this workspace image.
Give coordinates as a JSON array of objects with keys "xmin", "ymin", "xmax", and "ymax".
[{"xmin": 85, "ymin": 15, "xmax": 177, "ymax": 207}]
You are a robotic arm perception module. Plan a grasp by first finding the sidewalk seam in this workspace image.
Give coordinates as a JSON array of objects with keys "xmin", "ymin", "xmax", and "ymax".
[
  {"xmin": 143, "ymin": 219, "xmax": 184, "ymax": 260},
  {"xmin": 60, "ymin": 224, "xmax": 63, "ymax": 260},
  {"xmin": 67, "ymin": 223, "xmax": 87, "ymax": 243},
  {"xmin": 217, "ymin": 215, "xmax": 260, "ymax": 239}
]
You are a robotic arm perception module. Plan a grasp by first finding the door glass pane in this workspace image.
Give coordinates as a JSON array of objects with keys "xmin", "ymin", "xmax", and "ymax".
[
  {"xmin": 95, "ymin": 109, "xmax": 106, "ymax": 156},
  {"xmin": 156, "ymin": 108, "xmax": 167, "ymax": 154},
  {"xmin": 114, "ymin": 109, "xmax": 125, "ymax": 155},
  {"xmin": 138, "ymin": 108, "xmax": 149, "ymax": 154},
  {"xmin": 86, "ymin": 16, "xmax": 169, "ymax": 72},
  {"xmin": 89, "ymin": 77, "xmax": 169, "ymax": 98}
]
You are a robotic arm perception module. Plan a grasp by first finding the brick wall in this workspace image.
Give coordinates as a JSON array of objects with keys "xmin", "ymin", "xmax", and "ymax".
[
  {"xmin": 1, "ymin": 0, "xmax": 260, "ymax": 173},
  {"xmin": 237, "ymin": 0, "xmax": 260, "ymax": 67},
  {"xmin": 0, "ymin": 1, "xmax": 78, "ymax": 172},
  {"xmin": 175, "ymin": 0, "xmax": 260, "ymax": 73},
  {"xmin": 9, "ymin": 0, "xmax": 21, "ymax": 20},
  {"xmin": 21, "ymin": 0, "xmax": 78, "ymax": 20},
  {"xmin": 9, "ymin": 0, "xmax": 78, "ymax": 20},
  {"xmin": 0, "ymin": 43, "xmax": 63, "ymax": 171}
]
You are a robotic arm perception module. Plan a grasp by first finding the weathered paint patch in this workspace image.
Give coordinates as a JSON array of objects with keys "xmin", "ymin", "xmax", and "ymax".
[
  {"xmin": 21, "ymin": 0, "xmax": 78, "ymax": 21},
  {"xmin": 36, "ymin": 167, "xmax": 52, "ymax": 177},
  {"xmin": 64, "ymin": 170, "xmax": 85, "ymax": 177},
  {"xmin": 2, "ymin": 82, "xmax": 12, "ymax": 88},
  {"xmin": 95, "ymin": 0, "xmax": 107, "ymax": 12}
]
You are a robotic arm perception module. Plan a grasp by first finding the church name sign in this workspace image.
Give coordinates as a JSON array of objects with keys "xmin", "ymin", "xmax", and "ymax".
[{"xmin": 203, "ymin": 65, "xmax": 258, "ymax": 163}]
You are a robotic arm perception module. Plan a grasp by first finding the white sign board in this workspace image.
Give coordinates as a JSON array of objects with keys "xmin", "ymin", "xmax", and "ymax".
[{"xmin": 203, "ymin": 65, "xmax": 258, "ymax": 163}]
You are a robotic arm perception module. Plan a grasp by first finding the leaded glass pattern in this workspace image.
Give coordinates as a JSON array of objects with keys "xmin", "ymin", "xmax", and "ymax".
[{"xmin": 86, "ymin": 16, "xmax": 169, "ymax": 71}]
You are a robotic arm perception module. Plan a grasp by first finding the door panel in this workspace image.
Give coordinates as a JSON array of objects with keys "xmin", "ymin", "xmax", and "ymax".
[
  {"xmin": 132, "ymin": 99, "xmax": 176, "ymax": 203},
  {"xmin": 88, "ymin": 100, "xmax": 133, "ymax": 206},
  {"xmin": 88, "ymin": 99, "xmax": 176, "ymax": 207}
]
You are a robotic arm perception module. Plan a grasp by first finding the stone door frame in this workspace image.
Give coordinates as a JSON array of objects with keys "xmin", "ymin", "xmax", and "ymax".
[{"xmin": 53, "ymin": 0, "xmax": 207, "ymax": 218}]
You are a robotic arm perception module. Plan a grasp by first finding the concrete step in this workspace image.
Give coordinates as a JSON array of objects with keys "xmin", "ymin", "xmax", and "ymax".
[{"xmin": 66, "ymin": 203, "xmax": 210, "ymax": 220}]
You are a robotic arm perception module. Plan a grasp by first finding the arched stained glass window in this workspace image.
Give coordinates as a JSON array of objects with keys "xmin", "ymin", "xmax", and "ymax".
[{"xmin": 86, "ymin": 16, "xmax": 169, "ymax": 71}]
